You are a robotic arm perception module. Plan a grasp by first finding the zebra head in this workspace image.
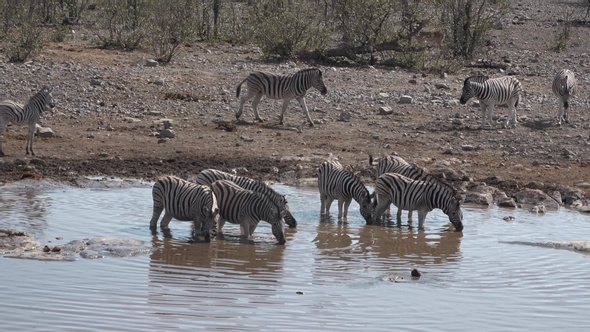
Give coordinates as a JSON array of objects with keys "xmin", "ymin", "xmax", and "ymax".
[
  {"xmin": 312, "ymin": 68, "xmax": 328, "ymax": 95},
  {"xmin": 444, "ymin": 197, "xmax": 463, "ymax": 232},
  {"xmin": 272, "ymin": 208, "xmax": 287, "ymax": 245},
  {"xmin": 359, "ymin": 193, "xmax": 374, "ymax": 224},
  {"xmin": 459, "ymin": 76, "xmax": 488, "ymax": 105},
  {"xmin": 38, "ymin": 86, "xmax": 56, "ymax": 112}
]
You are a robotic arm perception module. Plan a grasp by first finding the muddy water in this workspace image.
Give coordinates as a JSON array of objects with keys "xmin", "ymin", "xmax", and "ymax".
[{"xmin": 1, "ymin": 181, "xmax": 590, "ymax": 331}]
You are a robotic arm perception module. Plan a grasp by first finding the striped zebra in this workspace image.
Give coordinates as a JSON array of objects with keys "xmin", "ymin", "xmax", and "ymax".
[
  {"xmin": 318, "ymin": 160, "xmax": 374, "ymax": 223},
  {"xmin": 235, "ymin": 67, "xmax": 328, "ymax": 126},
  {"xmin": 459, "ymin": 75, "xmax": 523, "ymax": 129},
  {"xmin": 369, "ymin": 154, "xmax": 431, "ymax": 223},
  {"xmin": 195, "ymin": 168, "xmax": 297, "ymax": 228},
  {"xmin": 552, "ymin": 69, "xmax": 577, "ymax": 125},
  {"xmin": 211, "ymin": 179, "xmax": 286, "ymax": 244},
  {"xmin": 0, "ymin": 86, "xmax": 55, "ymax": 156},
  {"xmin": 149, "ymin": 175, "xmax": 219, "ymax": 242},
  {"xmin": 373, "ymin": 172, "xmax": 463, "ymax": 231}
]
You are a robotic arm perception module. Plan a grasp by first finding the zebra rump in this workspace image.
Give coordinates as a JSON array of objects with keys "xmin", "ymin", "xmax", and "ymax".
[
  {"xmin": 0, "ymin": 86, "xmax": 55, "ymax": 156},
  {"xmin": 195, "ymin": 168, "xmax": 296, "ymax": 228},
  {"xmin": 374, "ymin": 172, "xmax": 463, "ymax": 231},
  {"xmin": 552, "ymin": 69, "xmax": 577, "ymax": 125},
  {"xmin": 211, "ymin": 179, "xmax": 286, "ymax": 244},
  {"xmin": 149, "ymin": 175, "xmax": 219, "ymax": 242},
  {"xmin": 318, "ymin": 160, "xmax": 374, "ymax": 223}
]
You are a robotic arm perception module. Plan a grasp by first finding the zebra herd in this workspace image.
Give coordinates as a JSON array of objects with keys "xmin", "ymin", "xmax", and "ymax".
[{"xmin": 150, "ymin": 155, "xmax": 464, "ymax": 245}]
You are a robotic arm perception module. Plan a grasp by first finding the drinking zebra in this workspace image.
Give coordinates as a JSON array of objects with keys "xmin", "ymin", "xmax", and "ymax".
[
  {"xmin": 211, "ymin": 179, "xmax": 286, "ymax": 244},
  {"xmin": 194, "ymin": 168, "xmax": 297, "ymax": 228},
  {"xmin": 149, "ymin": 175, "xmax": 219, "ymax": 242},
  {"xmin": 552, "ymin": 69, "xmax": 577, "ymax": 125},
  {"xmin": 0, "ymin": 86, "xmax": 55, "ymax": 156},
  {"xmin": 318, "ymin": 160, "xmax": 374, "ymax": 223},
  {"xmin": 235, "ymin": 67, "xmax": 328, "ymax": 126},
  {"xmin": 373, "ymin": 172, "xmax": 463, "ymax": 231},
  {"xmin": 369, "ymin": 154, "xmax": 431, "ymax": 223},
  {"xmin": 459, "ymin": 75, "xmax": 523, "ymax": 129}
]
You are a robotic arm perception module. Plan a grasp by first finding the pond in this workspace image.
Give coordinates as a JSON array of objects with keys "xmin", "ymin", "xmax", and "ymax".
[{"xmin": 1, "ymin": 180, "xmax": 589, "ymax": 331}]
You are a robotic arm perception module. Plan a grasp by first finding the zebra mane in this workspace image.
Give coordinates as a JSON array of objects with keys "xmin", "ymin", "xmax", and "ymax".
[
  {"xmin": 422, "ymin": 172, "xmax": 458, "ymax": 197},
  {"xmin": 464, "ymin": 75, "xmax": 489, "ymax": 86},
  {"xmin": 299, "ymin": 67, "xmax": 321, "ymax": 75}
]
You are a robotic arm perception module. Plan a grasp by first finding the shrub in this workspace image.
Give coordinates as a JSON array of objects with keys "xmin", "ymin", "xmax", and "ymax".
[{"xmin": 1, "ymin": 0, "xmax": 45, "ymax": 62}]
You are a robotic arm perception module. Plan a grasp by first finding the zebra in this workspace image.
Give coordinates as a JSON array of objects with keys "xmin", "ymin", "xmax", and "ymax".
[
  {"xmin": 194, "ymin": 168, "xmax": 297, "ymax": 228},
  {"xmin": 235, "ymin": 67, "xmax": 328, "ymax": 126},
  {"xmin": 0, "ymin": 86, "xmax": 55, "ymax": 156},
  {"xmin": 459, "ymin": 75, "xmax": 523, "ymax": 129},
  {"xmin": 317, "ymin": 160, "xmax": 374, "ymax": 223},
  {"xmin": 149, "ymin": 175, "xmax": 220, "ymax": 242},
  {"xmin": 373, "ymin": 172, "xmax": 463, "ymax": 231},
  {"xmin": 369, "ymin": 154, "xmax": 431, "ymax": 223},
  {"xmin": 211, "ymin": 179, "xmax": 286, "ymax": 244},
  {"xmin": 552, "ymin": 69, "xmax": 577, "ymax": 125}
]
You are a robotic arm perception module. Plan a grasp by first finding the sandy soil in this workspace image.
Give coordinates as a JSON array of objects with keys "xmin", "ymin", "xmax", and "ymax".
[{"xmin": 0, "ymin": 0, "xmax": 589, "ymax": 201}]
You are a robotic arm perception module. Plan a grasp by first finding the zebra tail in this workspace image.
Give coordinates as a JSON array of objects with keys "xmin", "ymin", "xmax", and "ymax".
[{"xmin": 236, "ymin": 78, "xmax": 247, "ymax": 98}]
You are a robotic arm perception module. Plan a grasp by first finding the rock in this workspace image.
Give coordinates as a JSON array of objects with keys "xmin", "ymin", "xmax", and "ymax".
[
  {"xmin": 435, "ymin": 83, "xmax": 450, "ymax": 90},
  {"xmin": 378, "ymin": 106, "xmax": 393, "ymax": 115},
  {"xmin": 464, "ymin": 191, "xmax": 494, "ymax": 207},
  {"xmin": 30, "ymin": 158, "xmax": 45, "ymax": 166},
  {"xmin": 497, "ymin": 197, "xmax": 517, "ymax": 208},
  {"xmin": 146, "ymin": 59, "xmax": 158, "ymax": 67},
  {"xmin": 90, "ymin": 78, "xmax": 102, "ymax": 86},
  {"xmin": 159, "ymin": 129, "xmax": 176, "ymax": 139},
  {"xmin": 398, "ymin": 95, "xmax": 413, "ymax": 104},
  {"xmin": 153, "ymin": 79, "xmax": 164, "ymax": 86},
  {"xmin": 514, "ymin": 189, "xmax": 560, "ymax": 210},
  {"xmin": 378, "ymin": 92, "xmax": 390, "ymax": 98},
  {"xmin": 338, "ymin": 111, "xmax": 352, "ymax": 122},
  {"xmin": 158, "ymin": 138, "xmax": 169, "ymax": 144},
  {"xmin": 461, "ymin": 144, "xmax": 475, "ymax": 151},
  {"xmin": 36, "ymin": 125, "xmax": 55, "ymax": 138}
]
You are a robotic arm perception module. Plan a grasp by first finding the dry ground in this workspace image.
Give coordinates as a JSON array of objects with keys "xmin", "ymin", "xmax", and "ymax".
[{"xmin": 0, "ymin": 0, "xmax": 589, "ymax": 200}]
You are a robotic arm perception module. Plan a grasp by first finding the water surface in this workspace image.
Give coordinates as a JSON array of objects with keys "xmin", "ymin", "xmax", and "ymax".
[{"xmin": 1, "ymin": 182, "xmax": 589, "ymax": 331}]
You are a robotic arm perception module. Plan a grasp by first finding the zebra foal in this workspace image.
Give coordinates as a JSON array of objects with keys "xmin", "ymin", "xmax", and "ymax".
[
  {"xmin": 552, "ymin": 69, "xmax": 577, "ymax": 125},
  {"xmin": 211, "ymin": 179, "xmax": 286, "ymax": 244},
  {"xmin": 373, "ymin": 173, "xmax": 463, "ymax": 231},
  {"xmin": 318, "ymin": 160, "xmax": 374, "ymax": 223},
  {"xmin": 149, "ymin": 175, "xmax": 219, "ymax": 242},
  {"xmin": 369, "ymin": 154, "xmax": 431, "ymax": 223},
  {"xmin": 0, "ymin": 86, "xmax": 55, "ymax": 156},
  {"xmin": 460, "ymin": 75, "xmax": 522, "ymax": 129},
  {"xmin": 194, "ymin": 168, "xmax": 297, "ymax": 228},
  {"xmin": 235, "ymin": 67, "xmax": 328, "ymax": 126}
]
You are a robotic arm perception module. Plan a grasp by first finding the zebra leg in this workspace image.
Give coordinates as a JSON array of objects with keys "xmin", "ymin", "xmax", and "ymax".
[
  {"xmin": 279, "ymin": 98, "xmax": 293, "ymax": 125},
  {"xmin": 159, "ymin": 212, "xmax": 173, "ymax": 229},
  {"xmin": 0, "ymin": 122, "xmax": 6, "ymax": 156},
  {"xmin": 342, "ymin": 197, "xmax": 353, "ymax": 219},
  {"xmin": 217, "ymin": 217, "xmax": 226, "ymax": 235},
  {"xmin": 236, "ymin": 90, "xmax": 257, "ymax": 121},
  {"xmin": 407, "ymin": 209, "xmax": 414, "ymax": 223},
  {"xmin": 478, "ymin": 104, "xmax": 487, "ymax": 129},
  {"xmin": 417, "ymin": 209, "xmax": 428, "ymax": 230},
  {"xmin": 557, "ymin": 99, "xmax": 565, "ymax": 125},
  {"xmin": 396, "ymin": 208, "xmax": 403, "ymax": 224},
  {"xmin": 373, "ymin": 197, "xmax": 391, "ymax": 223},
  {"xmin": 149, "ymin": 204, "xmax": 164, "ymax": 230},
  {"xmin": 564, "ymin": 99, "xmax": 569, "ymax": 123},
  {"xmin": 322, "ymin": 196, "xmax": 335, "ymax": 216},
  {"xmin": 507, "ymin": 101, "xmax": 517, "ymax": 128},
  {"xmin": 26, "ymin": 122, "xmax": 36, "ymax": 155},
  {"xmin": 251, "ymin": 93, "xmax": 264, "ymax": 122},
  {"xmin": 295, "ymin": 96, "xmax": 314, "ymax": 127}
]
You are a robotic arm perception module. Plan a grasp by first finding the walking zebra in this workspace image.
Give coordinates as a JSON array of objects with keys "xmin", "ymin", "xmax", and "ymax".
[
  {"xmin": 195, "ymin": 168, "xmax": 297, "ymax": 228},
  {"xmin": 318, "ymin": 160, "xmax": 374, "ymax": 223},
  {"xmin": 211, "ymin": 179, "xmax": 286, "ymax": 244},
  {"xmin": 552, "ymin": 69, "xmax": 577, "ymax": 125},
  {"xmin": 369, "ymin": 154, "xmax": 431, "ymax": 223},
  {"xmin": 373, "ymin": 173, "xmax": 463, "ymax": 231},
  {"xmin": 149, "ymin": 175, "xmax": 219, "ymax": 242},
  {"xmin": 459, "ymin": 75, "xmax": 522, "ymax": 129},
  {"xmin": 0, "ymin": 86, "xmax": 55, "ymax": 156},
  {"xmin": 235, "ymin": 67, "xmax": 328, "ymax": 126}
]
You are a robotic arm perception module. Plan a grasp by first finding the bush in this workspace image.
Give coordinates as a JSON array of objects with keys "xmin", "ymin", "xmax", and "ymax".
[
  {"xmin": 1, "ymin": 0, "xmax": 45, "ymax": 62},
  {"xmin": 95, "ymin": 0, "xmax": 149, "ymax": 50}
]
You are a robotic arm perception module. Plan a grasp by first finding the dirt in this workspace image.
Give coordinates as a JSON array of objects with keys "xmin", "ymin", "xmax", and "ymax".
[{"xmin": 0, "ymin": 0, "xmax": 589, "ymax": 201}]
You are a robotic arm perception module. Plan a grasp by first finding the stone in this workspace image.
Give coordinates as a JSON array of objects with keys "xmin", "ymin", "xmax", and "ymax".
[
  {"xmin": 159, "ymin": 129, "xmax": 176, "ymax": 139},
  {"xmin": 398, "ymin": 95, "xmax": 413, "ymax": 104},
  {"xmin": 497, "ymin": 197, "xmax": 517, "ymax": 208},
  {"xmin": 90, "ymin": 78, "xmax": 102, "ymax": 86},
  {"xmin": 435, "ymin": 83, "xmax": 450, "ymax": 90},
  {"xmin": 36, "ymin": 126, "xmax": 55, "ymax": 138},
  {"xmin": 146, "ymin": 59, "xmax": 158, "ymax": 67},
  {"xmin": 378, "ymin": 106, "xmax": 393, "ymax": 115},
  {"xmin": 338, "ymin": 111, "xmax": 352, "ymax": 122},
  {"xmin": 514, "ymin": 189, "xmax": 560, "ymax": 210},
  {"xmin": 464, "ymin": 191, "xmax": 494, "ymax": 207}
]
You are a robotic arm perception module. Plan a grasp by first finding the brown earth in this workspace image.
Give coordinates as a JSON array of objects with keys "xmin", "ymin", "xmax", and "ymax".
[{"xmin": 0, "ymin": 1, "xmax": 589, "ymax": 201}]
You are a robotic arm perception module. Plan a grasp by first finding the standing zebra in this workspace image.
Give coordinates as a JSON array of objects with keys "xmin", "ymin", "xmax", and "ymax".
[
  {"xmin": 459, "ymin": 75, "xmax": 523, "ymax": 129},
  {"xmin": 552, "ymin": 69, "xmax": 577, "ymax": 125},
  {"xmin": 369, "ymin": 154, "xmax": 431, "ymax": 223},
  {"xmin": 373, "ymin": 173, "xmax": 463, "ymax": 231},
  {"xmin": 0, "ymin": 86, "xmax": 55, "ymax": 156},
  {"xmin": 211, "ymin": 179, "xmax": 286, "ymax": 244},
  {"xmin": 195, "ymin": 168, "xmax": 297, "ymax": 228},
  {"xmin": 318, "ymin": 160, "xmax": 374, "ymax": 223},
  {"xmin": 149, "ymin": 175, "xmax": 219, "ymax": 242},
  {"xmin": 235, "ymin": 67, "xmax": 328, "ymax": 126}
]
